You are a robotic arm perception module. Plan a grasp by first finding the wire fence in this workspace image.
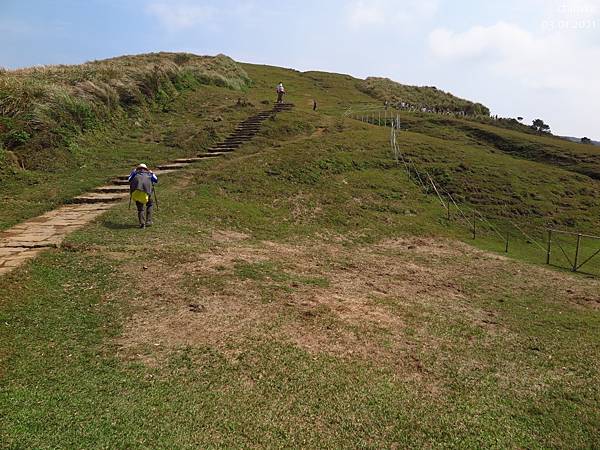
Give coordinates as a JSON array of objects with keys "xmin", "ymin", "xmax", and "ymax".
[
  {"xmin": 547, "ymin": 229, "xmax": 600, "ymax": 276},
  {"xmin": 346, "ymin": 107, "xmax": 600, "ymax": 277}
]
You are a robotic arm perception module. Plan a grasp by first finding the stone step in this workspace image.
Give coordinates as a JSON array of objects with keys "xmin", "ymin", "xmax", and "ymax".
[
  {"xmin": 173, "ymin": 154, "xmax": 221, "ymax": 163},
  {"xmin": 198, "ymin": 151, "xmax": 227, "ymax": 157},
  {"xmin": 73, "ymin": 192, "xmax": 128, "ymax": 204},
  {"xmin": 94, "ymin": 185, "xmax": 130, "ymax": 193},
  {"xmin": 112, "ymin": 178, "xmax": 130, "ymax": 185},
  {"xmin": 208, "ymin": 148, "xmax": 235, "ymax": 153},
  {"xmin": 156, "ymin": 163, "xmax": 191, "ymax": 170}
]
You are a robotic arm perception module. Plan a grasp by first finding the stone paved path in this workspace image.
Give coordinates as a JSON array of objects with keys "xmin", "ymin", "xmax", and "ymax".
[
  {"xmin": 0, "ymin": 103, "xmax": 294, "ymax": 277},
  {"xmin": 0, "ymin": 203, "xmax": 114, "ymax": 275}
]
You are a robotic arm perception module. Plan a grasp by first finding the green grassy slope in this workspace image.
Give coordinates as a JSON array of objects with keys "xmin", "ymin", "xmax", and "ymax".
[
  {"xmin": 1, "ymin": 54, "xmax": 600, "ymax": 447},
  {"xmin": 401, "ymin": 113, "xmax": 600, "ymax": 179},
  {"xmin": 3, "ymin": 53, "xmax": 598, "ymax": 238},
  {"xmin": 240, "ymin": 62, "xmax": 600, "ymax": 237},
  {"xmin": 0, "ymin": 54, "xmax": 258, "ymax": 230},
  {"xmin": 1, "ymin": 106, "xmax": 598, "ymax": 447},
  {"xmin": 396, "ymin": 114, "xmax": 600, "ymax": 231},
  {"xmin": 0, "ymin": 53, "xmax": 249, "ymax": 166}
]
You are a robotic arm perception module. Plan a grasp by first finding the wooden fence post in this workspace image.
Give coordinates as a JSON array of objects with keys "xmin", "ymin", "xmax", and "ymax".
[
  {"xmin": 546, "ymin": 230, "xmax": 552, "ymax": 265},
  {"xmin": 573, "ymin": 234, "xmax": 582, "ymax": 272}
]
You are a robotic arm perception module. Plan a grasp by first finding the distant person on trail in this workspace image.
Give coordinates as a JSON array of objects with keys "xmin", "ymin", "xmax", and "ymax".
[
  {"xmin": 128, "ymin": 163, "xmax": 158, "ymax": 229},
  {"xmin": 276, "ymin": 82, "xmax": 286, "ymax": 104}
]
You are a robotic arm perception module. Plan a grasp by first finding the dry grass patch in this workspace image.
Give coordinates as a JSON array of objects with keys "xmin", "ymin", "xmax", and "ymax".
[{"xmin": 115, "ymin": 233, "xmax": 600, "ymax": 375}]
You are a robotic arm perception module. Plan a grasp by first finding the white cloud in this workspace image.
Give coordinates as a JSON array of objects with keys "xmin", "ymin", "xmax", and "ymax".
[
  {"xmin": 428, "ymin": 21, "xmax": 600, "ymax": 136},
  {"xmin": 146, "ymin": 2, "xmax": 216, "ymax": 30},
  {"xmin": 346, "ymin": 0, "xmax": 438, "ymax": 29},
  {"xmin": 429, "ymin": 22, "xmax": 600, "ymax": 89},
  {"xmin": 429, "ymin": 23, "xmax": 531, "ymax": 62}
]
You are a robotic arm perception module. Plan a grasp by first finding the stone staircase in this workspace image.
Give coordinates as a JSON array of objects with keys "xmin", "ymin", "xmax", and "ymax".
[{"xmin": 73, "ymin": 103, "xmax": 294, "ymax": 204}]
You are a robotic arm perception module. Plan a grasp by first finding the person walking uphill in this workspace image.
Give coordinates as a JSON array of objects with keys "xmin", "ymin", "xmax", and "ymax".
[
  {"xmin": 276, "ymin": 82, "xmax": 286, "ymax": 104},
  {"xmin": 128, "ymin": 163, "xmax": 158, "ymax": 229}
]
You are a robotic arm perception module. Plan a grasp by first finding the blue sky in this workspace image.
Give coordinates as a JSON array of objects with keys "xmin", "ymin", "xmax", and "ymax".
[{"xmin": 1, "ymin": 0, "xmax": 599, "ymax": 138}]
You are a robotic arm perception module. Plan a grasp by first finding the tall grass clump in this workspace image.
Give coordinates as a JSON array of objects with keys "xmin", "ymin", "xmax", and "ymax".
[{"xmin": 0, "ymin": 53, "xmax": 251, "ymax": 169}]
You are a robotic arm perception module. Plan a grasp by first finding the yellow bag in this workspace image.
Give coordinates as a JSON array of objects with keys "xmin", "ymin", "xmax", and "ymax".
[{"xmin": 131, "ymin": 190, "xmax": 149, "ymax": 205}]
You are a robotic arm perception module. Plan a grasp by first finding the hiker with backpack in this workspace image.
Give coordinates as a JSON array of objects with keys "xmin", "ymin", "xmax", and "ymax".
[
  {"xmin": 128, "ymin": 163, "xmax": 158, "ymax": 229},
  {"xmin": 276, "ymin": 82, "xmax": 286, "ymax": 104}
]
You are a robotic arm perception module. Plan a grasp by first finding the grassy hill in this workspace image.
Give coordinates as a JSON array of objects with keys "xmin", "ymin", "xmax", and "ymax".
[
  {"xmin": 1, "ymin": 54, "xmax": 599, "ymax": 447},
  {"xmin": 358, "ymin": 76, "xmax": 490, "ymax": 116},
  {"xmin": 0, "ymin": 53, "xmax": 255, "ymax": 229},
  {"xmin": 0, "ymin": 52, "xmax": 249, "ymax": 170}
]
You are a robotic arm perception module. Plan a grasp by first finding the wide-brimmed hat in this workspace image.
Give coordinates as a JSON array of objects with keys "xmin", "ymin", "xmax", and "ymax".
[{"xmin": 137, "ymin": 163, "xmax": 148, "ymax": 170}]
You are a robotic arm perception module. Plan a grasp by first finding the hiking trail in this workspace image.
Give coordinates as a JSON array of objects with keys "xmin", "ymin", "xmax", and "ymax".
[{"xmin": 0, "ymin": 103, "xmax": 294, "ymax": 276}]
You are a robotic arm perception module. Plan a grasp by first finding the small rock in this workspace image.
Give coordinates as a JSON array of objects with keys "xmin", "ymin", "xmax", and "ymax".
[
  {"xmin": 189, "ymin": 304, "xmax": 206, "ymax": 313},
  {"xmin": 143, "ymin": 266, "xmax": 149, "ymax": 270}
]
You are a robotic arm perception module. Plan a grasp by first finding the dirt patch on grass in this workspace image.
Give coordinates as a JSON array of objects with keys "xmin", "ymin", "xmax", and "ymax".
[
  {"xmin": 116, "ymin": 232, "xmax": 600, "ymax": 373},
  {"xmin": 211, "ymin": 229, "xmax": 251, "ymax": 243},
  {"xmin": 311, "ymin": 127, "xmax": 327, "ymax": 138}
]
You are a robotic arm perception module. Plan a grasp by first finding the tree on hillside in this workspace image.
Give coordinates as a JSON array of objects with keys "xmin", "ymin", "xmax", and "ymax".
[
  {"xmin": 532, "ymin": 119, "xmax": 551, "ymax": 134},
  {"xmin": 581, "ymin": 137, "xmax": 592, "ymax": 144},
  {"xmin": 517, "ymin": 117, "xmax": 524, "ymax": 122}
]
